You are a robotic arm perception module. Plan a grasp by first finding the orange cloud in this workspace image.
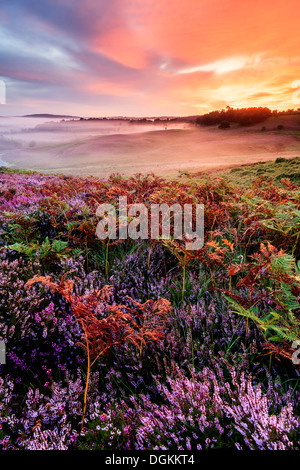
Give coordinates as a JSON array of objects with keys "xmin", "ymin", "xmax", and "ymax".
[
  {"xmin": 92, "ymin": 26, "xmax": 148, "ymax": 69},
  {"xmin": 83, "ymin": 0, "xmax": 300, "ymax": 113},
  {"xmin": 2, "ymin": 0, "xmax": 300, "ymax": 116}
]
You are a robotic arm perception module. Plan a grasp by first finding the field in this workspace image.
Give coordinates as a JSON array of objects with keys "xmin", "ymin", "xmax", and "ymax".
[
  {"xmin": 1, "ymin": 114, "xmax": 300, "ymax": 178},
  {"xmin": 0, "ymin": 156, "xmax": 299, "ymax": 451},
  {"xmin": 199, "ymin": 155, "xmax": 300, "ymax": 186}
]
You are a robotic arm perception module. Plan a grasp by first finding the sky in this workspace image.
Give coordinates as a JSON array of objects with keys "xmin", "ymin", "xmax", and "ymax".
[{"xmin": 0, "ymin": 0, "xmax": 300, "ymax": 117}]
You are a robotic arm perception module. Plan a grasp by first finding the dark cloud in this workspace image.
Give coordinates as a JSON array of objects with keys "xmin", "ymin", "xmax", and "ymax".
[
  {"xmin": 0, "ymin": 0, "xmax": 155, "ymax": 113},
  {"xmin": 0, "ymin": 0, "xmax": 117, "ymax": 39}
]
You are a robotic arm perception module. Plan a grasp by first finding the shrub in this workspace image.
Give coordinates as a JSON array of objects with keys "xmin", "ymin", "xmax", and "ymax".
[{"xmin": 134, "ymin": 366, "xmax": 299, "ymax": 450}]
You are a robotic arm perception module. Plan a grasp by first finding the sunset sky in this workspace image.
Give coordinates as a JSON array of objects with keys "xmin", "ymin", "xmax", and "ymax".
[{"xmin": 0, "ymin": 0, "xmax": 300, "ymax": 117}]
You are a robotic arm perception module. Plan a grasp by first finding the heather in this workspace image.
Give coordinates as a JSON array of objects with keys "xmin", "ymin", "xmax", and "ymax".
[{"xmin": 0, "ymin": 167, "xmax": 299, "ymax": 450}]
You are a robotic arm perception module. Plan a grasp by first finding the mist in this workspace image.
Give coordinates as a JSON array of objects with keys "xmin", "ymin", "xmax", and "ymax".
[{"xmin": 0, "ymin": 116, "xmax": 298, "ymax": 178}]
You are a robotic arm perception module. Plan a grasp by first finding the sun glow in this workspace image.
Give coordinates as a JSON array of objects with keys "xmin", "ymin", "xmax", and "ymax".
[
  {"xmin": 1, "ymin": 0, "xmax": 300, "ymax": 116},
  {"xmin": 176, "ymin": 55, "xmax": 262, "ymax": 75}
]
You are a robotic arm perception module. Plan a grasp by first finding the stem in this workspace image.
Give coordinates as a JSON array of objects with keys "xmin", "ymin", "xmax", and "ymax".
[
  {"xmin": 292, "ymin": 232, "xmax": 299, "ymax": 257},
  {"xmin": 105, "ymin": 238, "xmax": 110, "ymax": 280},
  {"xmin": 189, "ymin": 324, "xmax": 194, "ymax": 370},
  {"xmin": 268, "ymin": 352, "xmax": 272, "ymax": 372},
  {"xmin": 80, "ymin": 320, "xmax": 90, "ymax": 433},
  {"xmin": 90, "ymin": 344, "xmax": 113, "ymax": 368},
  {"xmin": 138, "ymin": 312, "xmax": 148, "ymax": 359},
  {"xmin": 208, "ymin": 263, "xmax": 215, "ymax": 292},
  {"xmin": 147, "ymin": 242, "xmax": 152, "ymax": 270},
  {"xmin": 85, "ymin": 235, "xmax": 88, "ymax": 267},
  {"xmin": 81, "ymin": 340, "xmax": 118, "ymax": 431},
  {"xmin": 182, "ymin": 264, "xmax": 186, "ymax": 304}
]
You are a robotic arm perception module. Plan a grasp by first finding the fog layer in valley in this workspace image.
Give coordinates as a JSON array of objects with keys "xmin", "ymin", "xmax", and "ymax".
[{"xmin": 0, "ymin": 116, "xmax": 299, "ymax": 177}]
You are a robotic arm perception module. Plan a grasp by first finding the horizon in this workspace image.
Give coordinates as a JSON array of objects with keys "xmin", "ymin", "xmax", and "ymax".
[
  {"xmin": 1, "ymin": 106, "xmax": 299, "ymax": 121},
  {"xmin": 0, "ymin": 0, "xmax": 300, "ymax": 117}
]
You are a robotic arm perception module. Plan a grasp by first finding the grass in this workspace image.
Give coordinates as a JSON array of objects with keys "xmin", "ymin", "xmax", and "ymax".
[
  {"xmin": 274, "ymin": 130, "xmax": 300, "ymax": 140},
  {"xmin": 0, "ymin": 166, "xmax": 38, "ymax": 175},
  {"xmin": 215, "ymin": 156, "xmax": 300, "ymax": 186}
]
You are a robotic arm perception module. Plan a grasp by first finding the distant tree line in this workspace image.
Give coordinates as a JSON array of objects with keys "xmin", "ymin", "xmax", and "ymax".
[
  {"xmin": 195, "ymin": 106, "xmax": 273, "ymax": 127},
  {"xmin": 276, "ymin": 108, "xmax": 300, "ymax": 115}
]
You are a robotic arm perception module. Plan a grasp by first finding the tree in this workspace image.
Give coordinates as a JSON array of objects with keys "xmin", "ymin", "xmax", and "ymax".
[{"xmin": 218, "ymin": 120, "xmax": 230, "ymax": 129}]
